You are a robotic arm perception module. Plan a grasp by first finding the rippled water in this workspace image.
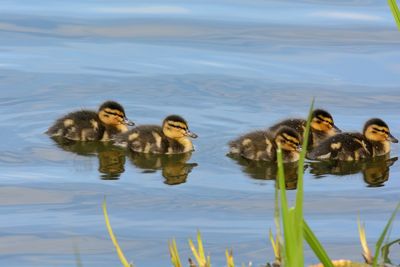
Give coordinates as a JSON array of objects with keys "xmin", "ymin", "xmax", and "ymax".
[{"xmin": 0, "ymin": 0, "xmax": 399, "ymax": 266}]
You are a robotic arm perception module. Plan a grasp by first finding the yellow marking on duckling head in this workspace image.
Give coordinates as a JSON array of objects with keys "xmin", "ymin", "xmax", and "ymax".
[
  {"xmin": 98, "ymin": 108, "xmax": 126, "ymax": 128},
  {"xmin": 128, "ymin": 132, "xmax": 139, "ymax": 141},
  {"xmin": 311, "ymin": 116, "xmax": 335, "ymax": 135},
  {"xmin": 103, "ymin": 108, "xmax": 124, "ymax": 117},
  {"xmin": 317, "ymin": 115, "xmax": 333, "ymax": 124},
  {"xmin": 63, "ymin": 119, "xmax": 74, "ymax": 127},
  {"xmin": 365, "ymin": 124, "xmax": 391, "ymax": 143},
  {"xmin": 276, "ymin": 132, "xmax": 300, "ymax": 152},
  {"xmin": 163, "ymin": 120, "xmax": 188, "ymax": 139},
  {"xmin": 282, "ymin": 133, "xmax": 299, "ymax": 143},
  {"xmin": 330, "ymin": 142, "xmax": 341, "ymax": 150},
  {"xmin": 346, "ymin": 155, "xmax": 354, "ymax": 161}
]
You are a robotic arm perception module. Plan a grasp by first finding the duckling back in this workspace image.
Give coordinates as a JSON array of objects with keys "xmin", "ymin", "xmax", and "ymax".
[
  {"xmin": 229, "ymin": 130, "xmax": 276, "ymax": 161},
  {"xmin": 269, "ymin": 119, "xmax": 306, "ymax": 135},
  {"xmin": 307, "ymin": 133, "xmax": 373, "ymax": 161},
  {"xmin": 47, "ymin": 101, "xmax": 133, "ymax": 141},
  {"xmin": 46, "ymin": 110, "xmax": 105, "ymax": 141},
  {"xmin": 116, "ymin": 125, "xmax": 191, "ymax": 154}
]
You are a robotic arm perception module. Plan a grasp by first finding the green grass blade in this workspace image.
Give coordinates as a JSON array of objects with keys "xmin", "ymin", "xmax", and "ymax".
[
  {"xmin": 381, "ymin": 238, "xmax": 400, "ymax": 264},
  {"xmin": 293, "ymin": 98, "xmax": 315, "ymax": 263},
  {"xmin": 277, "ymin": 147, "xmax": 296, "ymax": 266},
  {"xmin": 388, "ymin": 0, "xmax": 400, "ymax": 30},
  {"xmin": 372, "ymin": 201, "xmax": 400, "ymax": 266},
  {"xmin": 102, "ymin": 199, "xmax": 133, "ymax": 267},
  {"xmin": 273, "ymin": 180, "xmax": 284, "ymax": 265},
  {"xmin": 303, "ymin": 220, "xmax": 334, "ymax": 267}
]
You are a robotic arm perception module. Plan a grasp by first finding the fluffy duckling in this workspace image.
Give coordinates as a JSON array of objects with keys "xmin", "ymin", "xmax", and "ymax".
[
  {"xmin": 228, "ymin": 126, "xmax": 301, "ymax": 162},
  {"xmin": 269, "ymin": 109, "xmax": 341, "ymax": 148},
  {"xmin": 115, "ymin": 115, "xmax": 197, "ymax": 154},
  {"xmin": 308, "ymin": 118, "xmax": 398, "ymax": 161},
  {"xmin": 46, "ymin": 101, "xmax": 134, "ymax": 141}
]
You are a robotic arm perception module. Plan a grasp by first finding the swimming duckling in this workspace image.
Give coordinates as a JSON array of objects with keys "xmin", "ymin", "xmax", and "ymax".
[
  {"xmin": 308, "ymin": 118, "xmax": 398, "ymax": 161},
  {"xmin": 269, "ymin": 109, "xmax": 341, "ymax": 148},
  {"xmin": 228, "ymin": 126, "xmax": 301, "ymax": 162},
  {"xmin": 46, "ymin": 101, "xmax": 134, "ymax": 141},
  {"xmin": 115, "ymin": 115, "xmax": 198, "ymax": 154}
]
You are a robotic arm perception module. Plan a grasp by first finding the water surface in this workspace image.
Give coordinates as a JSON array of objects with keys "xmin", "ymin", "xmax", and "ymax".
[{"xmin": 0, "ymin": 0, "xmax": 400, "ymax": 266}]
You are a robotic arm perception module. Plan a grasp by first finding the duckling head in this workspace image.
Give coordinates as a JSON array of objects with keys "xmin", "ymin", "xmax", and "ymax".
[
  {"xmin": 274, "ymin": 126, "xmax": 301, "ymax": 152},
  {"xmin": 98, "ymin": 101, "xmax": 134, "ymax": 131},
  {"xmin": 310, "ymin": 109, "xmax": 341, "ymax": 136},
  {"xmin": 363, "ymin": 118, "xmax": 398, "ymax": 143},
  {"xmin": 162, "ymin": 115, "xmax": 198, "ymax": 140}
]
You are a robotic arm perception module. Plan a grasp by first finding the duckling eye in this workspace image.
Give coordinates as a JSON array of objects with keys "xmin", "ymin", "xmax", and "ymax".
[
  {"xmin": 372, "ymin": 127, "xmax": 387, "ymax": 135},
  {"xmin": 167, "ymin": 123, "xmax": 187, "ymax": 131},
  {"xmin": 106, "ymin": 111, "xmax": 123, "ymax": 118}
]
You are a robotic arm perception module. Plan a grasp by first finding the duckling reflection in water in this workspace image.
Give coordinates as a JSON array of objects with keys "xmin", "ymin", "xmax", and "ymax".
[
  {"xmin": 227, "ymin": 154, "xmax": 299, "ymax": 190},
  {"xmin": 47, "ymin": 101, "xmax": 134, "ymax": 141},
  {"xmin": 308, "ymin": 118, "xmax": 398, "ymax": 161},
  {"xmin": 49, "ymin": 137, "xmax": 126, "ymax": 179},
  {"xmin": 309, "ymin": 155, "xmax": 398, "ymax": 187},
  {"xmin": 128, "ymin": 152, "xmax": 197, "ymax": 185},
  {"xmin": 269, "ymin": 109, "xmax": 341, "ymax": 149}
]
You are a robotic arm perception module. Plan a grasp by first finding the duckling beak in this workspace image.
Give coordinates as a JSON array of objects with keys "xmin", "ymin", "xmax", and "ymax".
[
  {"xmin": 388, "ymin": 132, "xmax": 398, "ymax": 143},
  {"xmin": 124, "ymin": 117, "xmax": 135, "ymax": 126},
  {"xmin": 296, "ymin": 145, "xmax": 302, "ymax": 152},
  {"xmin": 333, "ymin": 124, "xmax": 341, "ymax": 133},
  {"xmin": 186, "ymin": 130, "xmax": 198, "ymax": 138}
]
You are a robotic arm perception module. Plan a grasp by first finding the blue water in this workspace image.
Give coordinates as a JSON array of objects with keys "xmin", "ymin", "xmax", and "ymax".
[{"xmin": 0, "ymin": 0, "xmax": 399, "ymax": 266}]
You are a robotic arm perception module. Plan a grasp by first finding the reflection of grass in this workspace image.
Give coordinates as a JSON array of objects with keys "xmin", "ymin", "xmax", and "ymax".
[
  {"xmin": 388, "ymin": 0, "xmax": 400, "ymax": 30},
  {"xmin": 102, "ymin": 102, "xmax": 399, "ymax": 266}
]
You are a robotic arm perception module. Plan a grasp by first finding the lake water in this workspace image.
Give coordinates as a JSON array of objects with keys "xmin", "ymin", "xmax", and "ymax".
[{"xmin": 0, "ymin": 0, "xmax": 399, "ymax": 266}]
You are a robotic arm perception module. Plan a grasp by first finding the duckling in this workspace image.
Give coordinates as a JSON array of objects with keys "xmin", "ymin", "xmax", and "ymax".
[
  {"xmin": 46, "ymin": 101, "xmax": 134, "ymax": 141},
  {"xmin": 114, "ymin": 115, "xmax": 198, "ymax": 154},
  {"xmin": 308, "ymin": 118, "xmax": 398, "ymax": 161},
  {"xmin": 269, "ymin": 109, "xmax": 341, "ymax": 148},
  {"xmin": 228, "ymin": 126, "xmax": 301, "ymax": 162}
]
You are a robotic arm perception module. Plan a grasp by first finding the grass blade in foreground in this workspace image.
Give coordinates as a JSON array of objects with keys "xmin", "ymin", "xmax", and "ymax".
[
  {"xmin": 276, "ymin": 147, "xmax": 294, "ymax": 266},
  {"xmin": 102, "ymin": 199, "xmax": 133, "ymax": 267},
  {"xmin": 294, "ymin": 98, "xmax": 314, "ymax": 263},
  {"xmin": 188, "ymin": 231, "xmax": 211, "ymax": 267},
  {"xmin": 303, "ymin": 220, "xmax": 334, "ymax": 267},
  {"xmin": 225, "ymin": 249, "xmax": 235, "ymax": 267},
  {"xmin": 357, "ymin": 218, "xmax": 373, "ymax": 264},
  {"xmin": 276, "ymin": 99, "xmax": 315, "ymax": 267},
  {"xmin": 372, "ymin": 201, "xmax": 400, "ymax": 266},
  {"xmin": 169, "ymin": 239, "xmax": 183, "ymax": 267},
  {"xmin": 388, "ymin": 0, "xmax": 400, "ymax": 30}
]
